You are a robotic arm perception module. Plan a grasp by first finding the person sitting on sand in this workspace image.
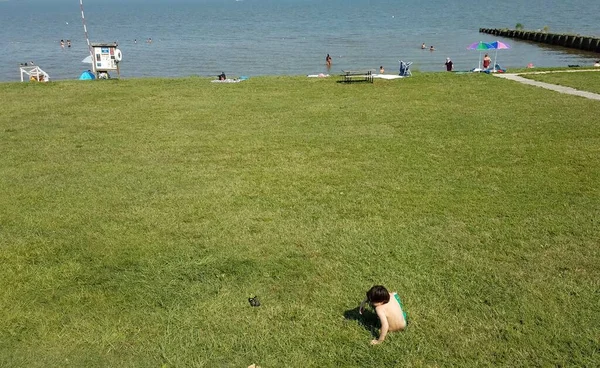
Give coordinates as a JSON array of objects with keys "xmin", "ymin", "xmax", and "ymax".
[
  {"xmin": 218, "ymin": 72, "xmax": 226, "ymax": 81},
  {"xmin": 359, "ymin": 285, "xmax": 407, "ymax": 345},
  {"xmin": 594, "ymin": 60, "xmax": 600, "ymax": 67}
]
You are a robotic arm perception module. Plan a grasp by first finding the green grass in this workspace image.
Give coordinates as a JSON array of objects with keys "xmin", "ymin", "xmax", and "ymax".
[
  {"xmin": 521, "ymin": 70, "xmax": 600, "ymax": 93},
  {"xmin": 1, "ymin": 73, "xmax": 599, "ymax": 367}
]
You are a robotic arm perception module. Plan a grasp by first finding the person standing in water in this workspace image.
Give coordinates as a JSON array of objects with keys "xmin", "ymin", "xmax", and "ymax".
[
  {"xmin": 326, "ymin": 54, "xmax": 332, "ymax": 68},
  {"xmin": 445, "ymin": 57, "xmax": 453, "ymax": 71}
]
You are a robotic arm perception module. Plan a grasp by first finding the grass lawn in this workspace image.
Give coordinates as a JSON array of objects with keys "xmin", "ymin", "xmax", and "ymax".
[
  {"xmin": 1, "ymin": 73, "xmax": 599, "ymax": 367},
  {"xmin": 521, "ymin": 70, "xmax": 600, "ymax": 94}
]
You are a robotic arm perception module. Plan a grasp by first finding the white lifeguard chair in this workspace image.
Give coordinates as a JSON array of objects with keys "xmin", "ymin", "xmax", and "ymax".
[
  {"xmin": 20, "ymin": 65, "xmax": 50, "ymax": 82},
  {"xmin": 90, "ymin": 43, "xmax": 122, "ymax": 79}
]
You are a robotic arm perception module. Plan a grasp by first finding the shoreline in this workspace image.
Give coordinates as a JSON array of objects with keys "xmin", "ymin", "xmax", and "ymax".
[{"xmin": 2, "ymin": 66, "xmax": 600, "ymax": 84}]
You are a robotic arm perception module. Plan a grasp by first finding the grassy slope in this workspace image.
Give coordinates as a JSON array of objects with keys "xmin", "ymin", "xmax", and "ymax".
[
  {"xmin": 0, "ymin": 73, "xmax": 599, "ymax": 367},
  {"xmin": 522, "ymin": 70, "xmax": 600, "ymax": 94}
]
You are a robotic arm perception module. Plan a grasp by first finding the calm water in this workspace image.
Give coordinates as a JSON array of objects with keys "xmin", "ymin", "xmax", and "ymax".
[{"xmin": 1, "ymin": 0, "xmax": 599, "ymax": 81}]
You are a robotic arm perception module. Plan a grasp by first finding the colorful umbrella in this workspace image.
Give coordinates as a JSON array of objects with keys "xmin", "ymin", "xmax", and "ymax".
[
  {"xmin": 489, "ymin": 41, "xmax": 511, "ymax": 71},
  {"xmin": 467, "ymin": 41, "xmax": 494, "ymax": 51},
  {"xmin": 467, "ymin": 41, "xmax": 494, "ymax": 70},
  {"xmin": 490, "ymin": 41, "xmax": 511, "ymax": 49}
]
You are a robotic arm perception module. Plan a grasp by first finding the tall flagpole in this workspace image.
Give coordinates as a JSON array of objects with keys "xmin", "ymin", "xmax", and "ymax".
[{"xmin": 80, "ymin": 0, "xmax": 92, "ymax": 58}]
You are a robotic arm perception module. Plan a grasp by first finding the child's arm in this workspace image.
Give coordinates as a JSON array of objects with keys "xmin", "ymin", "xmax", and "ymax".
[
  {"xmin": 359, "ymin": 298, "xmax": 368, "ymax": 314},
  {"xmin": 371, "ymin": 307, "xmax": 389, "ymax": 345}
]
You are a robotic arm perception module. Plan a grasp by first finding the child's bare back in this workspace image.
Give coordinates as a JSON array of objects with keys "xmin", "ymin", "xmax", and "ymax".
[
  {"xmin": 360, "ymin": 285, "xmax": 407, "ymax": 344},
  {"xmin": 375, "ymin": 292, "xmax": 406, "ymax": 331}
]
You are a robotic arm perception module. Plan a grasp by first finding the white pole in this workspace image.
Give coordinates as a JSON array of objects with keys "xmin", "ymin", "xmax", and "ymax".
[
  {"xmin": 80, "ymin": 0, "xmax": 94, "ymax": 74},
  {"xmin": 493, "ymin": 49, "xmax": 498, "ymax": 72}
]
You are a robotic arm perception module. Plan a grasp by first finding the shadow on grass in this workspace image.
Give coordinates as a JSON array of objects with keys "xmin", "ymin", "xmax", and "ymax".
[{"xmin": 344, "ymin": 306, "xmax": 379, "ymax": 338}]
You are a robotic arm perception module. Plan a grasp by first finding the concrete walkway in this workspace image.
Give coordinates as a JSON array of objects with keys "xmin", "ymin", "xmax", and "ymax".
[{"xmin": 493, "ymin": 72, "xmax": 600, "ymax": 101}]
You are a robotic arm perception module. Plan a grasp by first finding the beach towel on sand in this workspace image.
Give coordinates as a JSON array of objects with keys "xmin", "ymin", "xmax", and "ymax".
[{"xmin": 211, "ymin": 79, "xmax": 244, "ymax": 83}]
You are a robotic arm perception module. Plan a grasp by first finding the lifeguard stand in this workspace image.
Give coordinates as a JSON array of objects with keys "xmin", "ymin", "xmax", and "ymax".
[{"xmin": 91, "ymin": 43, "xmax": 122, "ymax": 79}]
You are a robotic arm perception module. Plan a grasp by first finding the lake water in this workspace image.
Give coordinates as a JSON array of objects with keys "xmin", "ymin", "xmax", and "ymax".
[{"xmin": 1, "ymin": 0, "xmax": 599, "ymax": 81}]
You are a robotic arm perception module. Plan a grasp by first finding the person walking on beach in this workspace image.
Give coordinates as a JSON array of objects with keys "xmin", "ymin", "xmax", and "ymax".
[{"xmin": 445, "ymin": 57, "xmax": 453, "ymax": 71}]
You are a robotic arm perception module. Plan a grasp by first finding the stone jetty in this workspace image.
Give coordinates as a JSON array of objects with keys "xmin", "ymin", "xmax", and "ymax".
[{"xmin": 479, "ymin": 28, "xmax": 600, "ymax": 53}]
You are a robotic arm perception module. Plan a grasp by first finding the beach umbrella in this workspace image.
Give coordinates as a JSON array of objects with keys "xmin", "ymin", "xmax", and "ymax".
[
  {"xmin": 489, "ymin": 41, "xmax": 511, "ymax": 71},
  {"xmin": 467, "ymin": 41, "xmax": 493, "ymax": 70}
]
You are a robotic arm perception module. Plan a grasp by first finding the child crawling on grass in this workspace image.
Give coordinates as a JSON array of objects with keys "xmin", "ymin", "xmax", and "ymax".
[{"xmin": 359, "ymin": 285, "xmax": 407, "ymax": 345}]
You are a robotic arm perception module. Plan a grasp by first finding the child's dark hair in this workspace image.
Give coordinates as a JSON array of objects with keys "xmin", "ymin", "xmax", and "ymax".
[{"xmin": 367, "ymin": 285, "xmax": 390, "ymax": 304}]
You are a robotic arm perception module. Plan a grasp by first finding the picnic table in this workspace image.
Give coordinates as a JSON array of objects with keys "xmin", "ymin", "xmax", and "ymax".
[{"xmin": 341, "ymin": 69, "xmax": 374, "ymax": 83}]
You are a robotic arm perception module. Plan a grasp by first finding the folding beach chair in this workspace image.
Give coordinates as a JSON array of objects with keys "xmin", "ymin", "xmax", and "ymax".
[{"xmin": 398, "ymin": 60, "xmax": 413, "ymax": 77}]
